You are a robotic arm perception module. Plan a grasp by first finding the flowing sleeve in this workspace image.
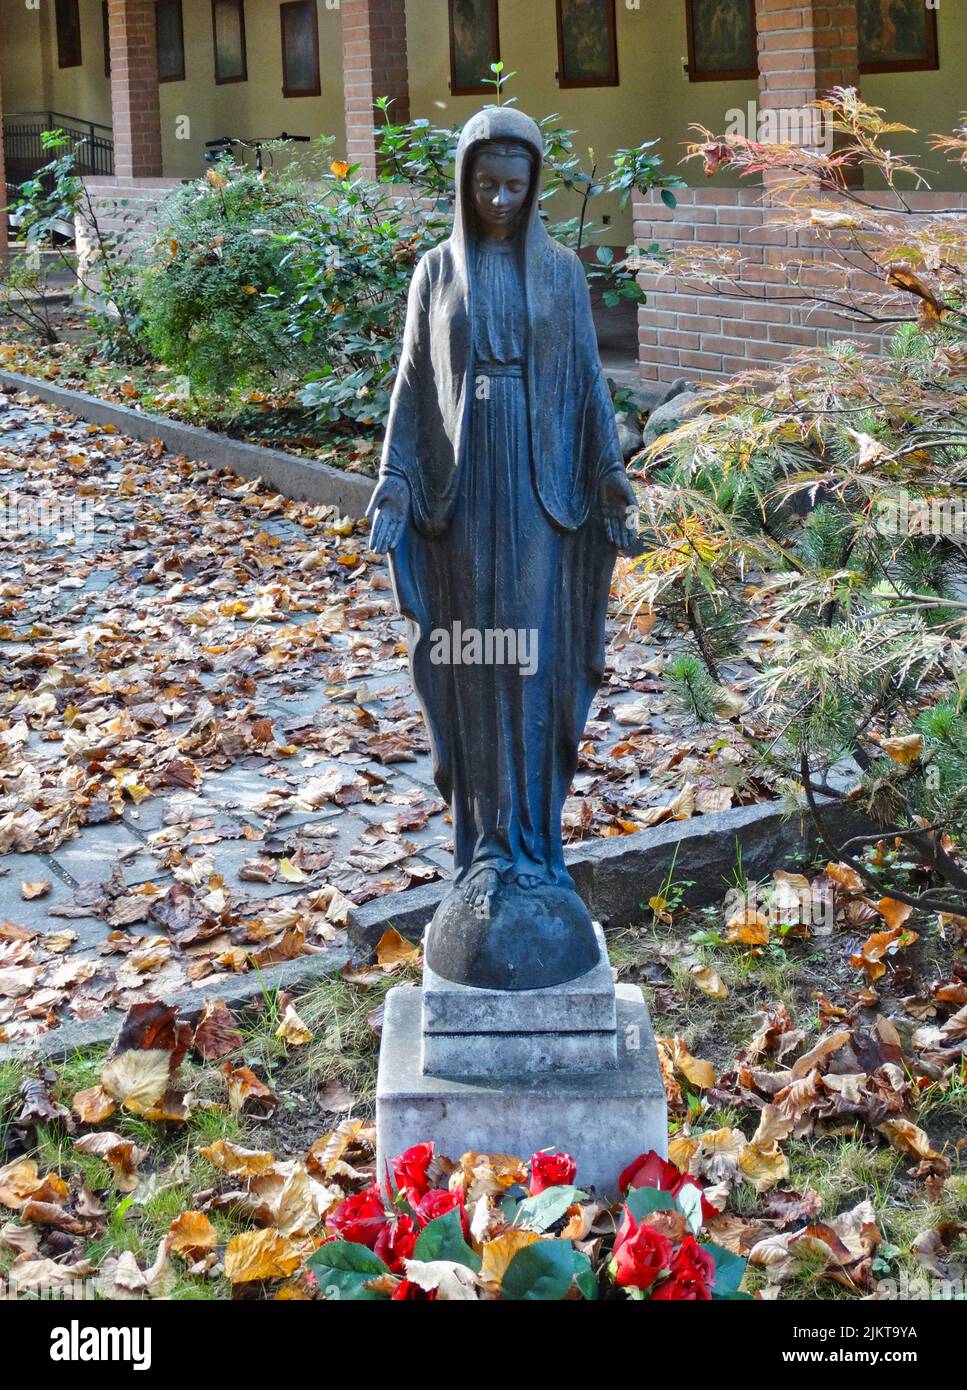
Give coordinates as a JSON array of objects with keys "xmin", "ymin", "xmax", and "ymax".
[
  {"xmin": 379, "ymin": 256, "xmax": 431, "ymax": 494},
  {"xmin": 573, "ymin": 259, "xmax": 627, "ymax": 485}
]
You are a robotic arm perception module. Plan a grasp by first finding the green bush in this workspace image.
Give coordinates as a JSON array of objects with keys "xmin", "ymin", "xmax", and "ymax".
[
  {"xmin": 137, "ymin": 158, "xmax": 314, "ymax": 397},
  {"xmin": 283, "ymin": 77, "xmax": 683, "ymax": 430}
]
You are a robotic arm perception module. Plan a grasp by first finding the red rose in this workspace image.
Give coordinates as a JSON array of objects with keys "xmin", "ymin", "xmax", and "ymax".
[
  {"xmin": 618, "ymin": 1151, "xmax": 717, "ymax": 1223},
  {"xmin": 327, "ymin": 1184, "xmax": 387, "ymax": 1248},
  {"xmin": 619, "ymin": 1151, "xmax": 681, "ymax": 1193},
  {"xmin": 670, "ymin": 1172, "xmax": 719, "ymax": 1225},
  {"xmin": 650, "ymin": 1236, "xmax": 715, "ymax": 1301},
  {"xmin": 611, "ymin": 1208, "xmax": 674, "ymax": 1292},
  {"xmin": 392, "ymin": 1143, "xmax": 434, "ymax": 1199},
  {"xmin": 415, "ymin": 1188, "xmax": 465, "ymax": 1230},
  {"xmin": 374, "ymin": 1214, "xmax": 420, "ymax": 1273},
  {"xmin": 392, "ymin": 1279, "xmax": 435, "ymax": 1301},
  {"xmin": 529, "ymin": 1151, "xmax": 577, "ymax": 1195}
]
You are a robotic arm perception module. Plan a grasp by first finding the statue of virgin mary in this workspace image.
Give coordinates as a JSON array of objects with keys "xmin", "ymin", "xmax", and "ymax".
[{"xmin": 368, "ymin": 107, "xmax": 638, "ymax": 991}]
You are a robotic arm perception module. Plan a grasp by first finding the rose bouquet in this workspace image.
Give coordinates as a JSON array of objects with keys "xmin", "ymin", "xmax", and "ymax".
[{"xmin": 308, "ymin": 1143, "xmax": 749, "ymax": 1301}]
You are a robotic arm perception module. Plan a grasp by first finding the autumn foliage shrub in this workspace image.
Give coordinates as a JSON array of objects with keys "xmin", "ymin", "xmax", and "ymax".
[{"xmin": 626, "ymin": 91, "xmax": 967, "ymax": 919}]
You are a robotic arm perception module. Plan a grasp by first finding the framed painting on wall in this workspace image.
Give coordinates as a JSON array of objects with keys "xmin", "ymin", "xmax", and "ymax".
[
  {"xmin": 280, "ymin": 0, "xmax": 321, "ymax": 98},
  {"xmin": 685, "ymin": 0, "xmax": 758, "ymax": 82},
  {"xmin": 858, "ymin": 0, "xmax": 939, "ymax": 74},
  {"xmin": 448, "ymin": 0, "xmax": 500, "ymax": 97},
  {"xmin": 212, "ymin": 0, "xmax": 248, "ymax": 85},
  {"xmin": 55, "ymin": 0, "xmax": 82, "ymax": 69},
  {"xmin": 156, "ymin": 0, "xmax": 186, "ymax": 83},
  {"xmin": 555, "ymin": 0, "xmax": 618, "ymax": 88}
]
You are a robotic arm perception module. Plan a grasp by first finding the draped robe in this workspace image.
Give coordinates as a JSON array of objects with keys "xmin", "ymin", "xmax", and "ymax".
[{"xmin": 379, "ymin": 108, "xmax": 626, "ymax": 890}]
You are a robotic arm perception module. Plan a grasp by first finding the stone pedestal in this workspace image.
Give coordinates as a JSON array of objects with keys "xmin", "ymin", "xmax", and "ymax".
[{"xmin": 375, "ymin": 926, "xmax": 668, "ymax": 1199}]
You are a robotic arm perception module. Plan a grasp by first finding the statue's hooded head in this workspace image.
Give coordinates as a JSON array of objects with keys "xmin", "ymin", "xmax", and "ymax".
[{"xmin": 453, "ymin": 108, "xmax": 546, "ymax": 262}]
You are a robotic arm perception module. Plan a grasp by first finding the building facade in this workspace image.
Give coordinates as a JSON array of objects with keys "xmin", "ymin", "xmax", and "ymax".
[{"xmin": 1, "ymin": 0, "xmax": 964, "ymax": 385}]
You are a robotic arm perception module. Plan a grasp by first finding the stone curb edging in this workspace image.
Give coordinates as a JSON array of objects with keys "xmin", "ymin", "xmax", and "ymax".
[
  {"xmin": 0, "ymin": 369, "xmax": 375, "ymax": 518},
  {"xmin": 0, "ymin": 795, "xmax": 867, "ymax": 1063},
  {"xmin": 351, "ymin": 794, "xmax": 871, "ymax": 956}
]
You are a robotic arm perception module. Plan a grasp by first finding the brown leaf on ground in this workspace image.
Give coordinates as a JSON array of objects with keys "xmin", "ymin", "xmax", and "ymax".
[
  {"xmin": 790, "ymin": 1029, "xmax": 851, "ymax": 1079},
  {"xmin": 878, "ymin": 1119, "xmax": 949, "ymax": 1176},
  {"xmin": 101, "ymin": 1050, "xmax": 172, "ymax": 1116},
  {"xmin": 275, "ymin": 1001, "xmax": 313, "ymax": 1046},
  {"xmin": 667, "ymin": 1035, "xmax": 717, "ymax": 1089},
  {"xmin": 16, "ymin": 1075, "xmax": 71, "ymax": 1128},
  {"xmin": 74, "ymin": 1133, "xmax": 147, "ymax": 1193},
  {"xmin": 0, "ymin": 1160, "xmax": 47, "ymax": 1212},
  {"xmin": 20, "ymin": 881, "xmax": 50, "ymax": 900},
  {"xmin": 877, "ymin": 897, "xmax": 914, "ymax": 933},
  {"xmin": 851, "ymin": 926, "xmax": 918, "ymax": 982},
  {"xmin": 192, "ymin": 998, "xmax": 243, "ymax": 1060},
  {"xmin": 223, "ymin": 1064, "xmax": 278, "ymax": 1117},
  {"xmin": 691, "ymin": 965, "xmax": 728, "ymax": 998},
  {"xmin": 224, "ymin": 1229, "xmax": 301, "ymax": 1283},
  {"xmin": 762, "ymin": 1188, "xmax": 824, "ymax": 1227},
  {"xmin": 725, "ymin": 908, "xmax": 770, "ymax": 946},
  {"xmin": 199, "ymin": 1139, "xmax": 278, "ymax": 1178},
  {"xmin": 375, "ymin": 927, "xmax": 422, "ymax": 971}
]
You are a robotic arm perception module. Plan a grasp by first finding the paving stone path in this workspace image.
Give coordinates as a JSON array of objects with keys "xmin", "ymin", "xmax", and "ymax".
[{"xmin": 0, "ymin": 389, "xmax": 759, "ymax": 1045}]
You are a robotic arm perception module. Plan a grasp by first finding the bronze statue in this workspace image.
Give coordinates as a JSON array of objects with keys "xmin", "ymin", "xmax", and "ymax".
[{"xmin": 368, "ymin": 107, "xmax": 637, "ymax": 990}]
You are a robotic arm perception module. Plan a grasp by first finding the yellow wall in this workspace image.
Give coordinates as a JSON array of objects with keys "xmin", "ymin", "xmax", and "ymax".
[
  {"xmin": 156, "ymin": 0, "xmax": 345, "ymax": 178},
  {"xmin": 0, "ymin": 0, "xmax": 346, "ymax": 178},
  {"xmin": 1, "ymin": 0, "xmax": 964, "ymax": 203},
  {"xmin": 405, "ymin": 0, "xmax": 760, "ymax": 244},
  {"xmin": 862, "ymin": 2, "xmax": 967, "ymax": 192}
]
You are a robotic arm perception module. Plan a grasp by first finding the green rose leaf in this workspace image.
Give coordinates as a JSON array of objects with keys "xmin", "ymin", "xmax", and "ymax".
[
  {"xmin": 702, "ymin": 1241, "xmax": 748, "ymax": 1298},
  {"xmin": 571, "ymin": 1247, "xmax": 598, "ymax": 1301},
  {"xmin": 306, "ymin": 1241, "xmax": 391, "ymax": 1301},
  {"xmin": 676, "ymin": 1182, "xmax": 705, "ymax": 1236},
  {"xmin": 502, "ymin": 1239, "xmax": 578, "ymax": 1301},
  {"xmin": 511, "ymin": 1185, "xmax": 588, "ymax": 1233},
  {"xmin": 624, "ymin": 1186, "xmax": 682, "ymax": 1222},
  {"xmin": 412, "ymin": 1208, "xmax": 481, "ymax": 1272}
]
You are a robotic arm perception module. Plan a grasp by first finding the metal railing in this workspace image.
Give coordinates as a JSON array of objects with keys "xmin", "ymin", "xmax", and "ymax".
[{"xmin": 4, "ymin": 110, "xmax": 115, "ymax": 188}]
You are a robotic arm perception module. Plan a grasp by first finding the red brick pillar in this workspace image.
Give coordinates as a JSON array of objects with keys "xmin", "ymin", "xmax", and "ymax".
[
  {"xmin": 754, "ymin": 0, "xmax": 860, "ymax": 187},
  {"xmin": 342, "ymin": 0, "xmax": 410, "ymax": 174},
  {"xmin": 106, "ymin": 0, "xmax": 163, "ymax": 179}
]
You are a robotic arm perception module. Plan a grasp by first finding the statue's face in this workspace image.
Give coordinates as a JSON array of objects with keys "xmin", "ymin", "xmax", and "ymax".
[{"xmin": 470, "ymin": 149, "xmax": 533, "ymax": 236}]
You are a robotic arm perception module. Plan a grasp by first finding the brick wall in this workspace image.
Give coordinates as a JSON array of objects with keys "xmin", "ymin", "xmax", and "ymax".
[
  {"xmin": 75, "ymin": 177, "xmax": 183, "ymax": 287},
  {"xmin": 342, "ymin": 0, "xmax": 410, "ymax": 174},
  {"xmin": 636, "ymin": 0, "xmax": 871, "ymax": 385},
  {"xmin": 106, "ymin": 0, "xmax": 163, "ymax": 180},
  {"xmin": 634, "ymin": 187, "xmax": 967, "ymax": 385}
]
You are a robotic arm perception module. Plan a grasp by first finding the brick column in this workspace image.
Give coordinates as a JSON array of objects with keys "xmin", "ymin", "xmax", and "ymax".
[
  {"xmin": 106, "ymin": 0, "xmax": 163, "ymax": 179},
  {"xmin": 755, "ymin": 0, "xmax": 860, "ymax": 185},
  {"xmin": 342, "ymin": 0, "xmax": 410, "ymax": 174}
]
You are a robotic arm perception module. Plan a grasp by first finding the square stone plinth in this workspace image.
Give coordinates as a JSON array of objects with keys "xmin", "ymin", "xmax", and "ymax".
[
  {"xmin": 376, "ymin": 983, "xmax": 668, "ymax": 1201},
  {"xmin": 422, "ymin": 921, "xmax": 616, "ymax": 1035},
  {"xmin": 421, "ymin": 922, "xmax": 618, "ymax": 1077}
]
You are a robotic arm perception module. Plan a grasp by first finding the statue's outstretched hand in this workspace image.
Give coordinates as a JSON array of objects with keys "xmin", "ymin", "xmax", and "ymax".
[
  {"xmin": 599, "ymin": 471, "xmax": 639, "ymax": 553},
  {"xmin": 367, "ymin": 476, "xmax": 410, "ymax": 554}
]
